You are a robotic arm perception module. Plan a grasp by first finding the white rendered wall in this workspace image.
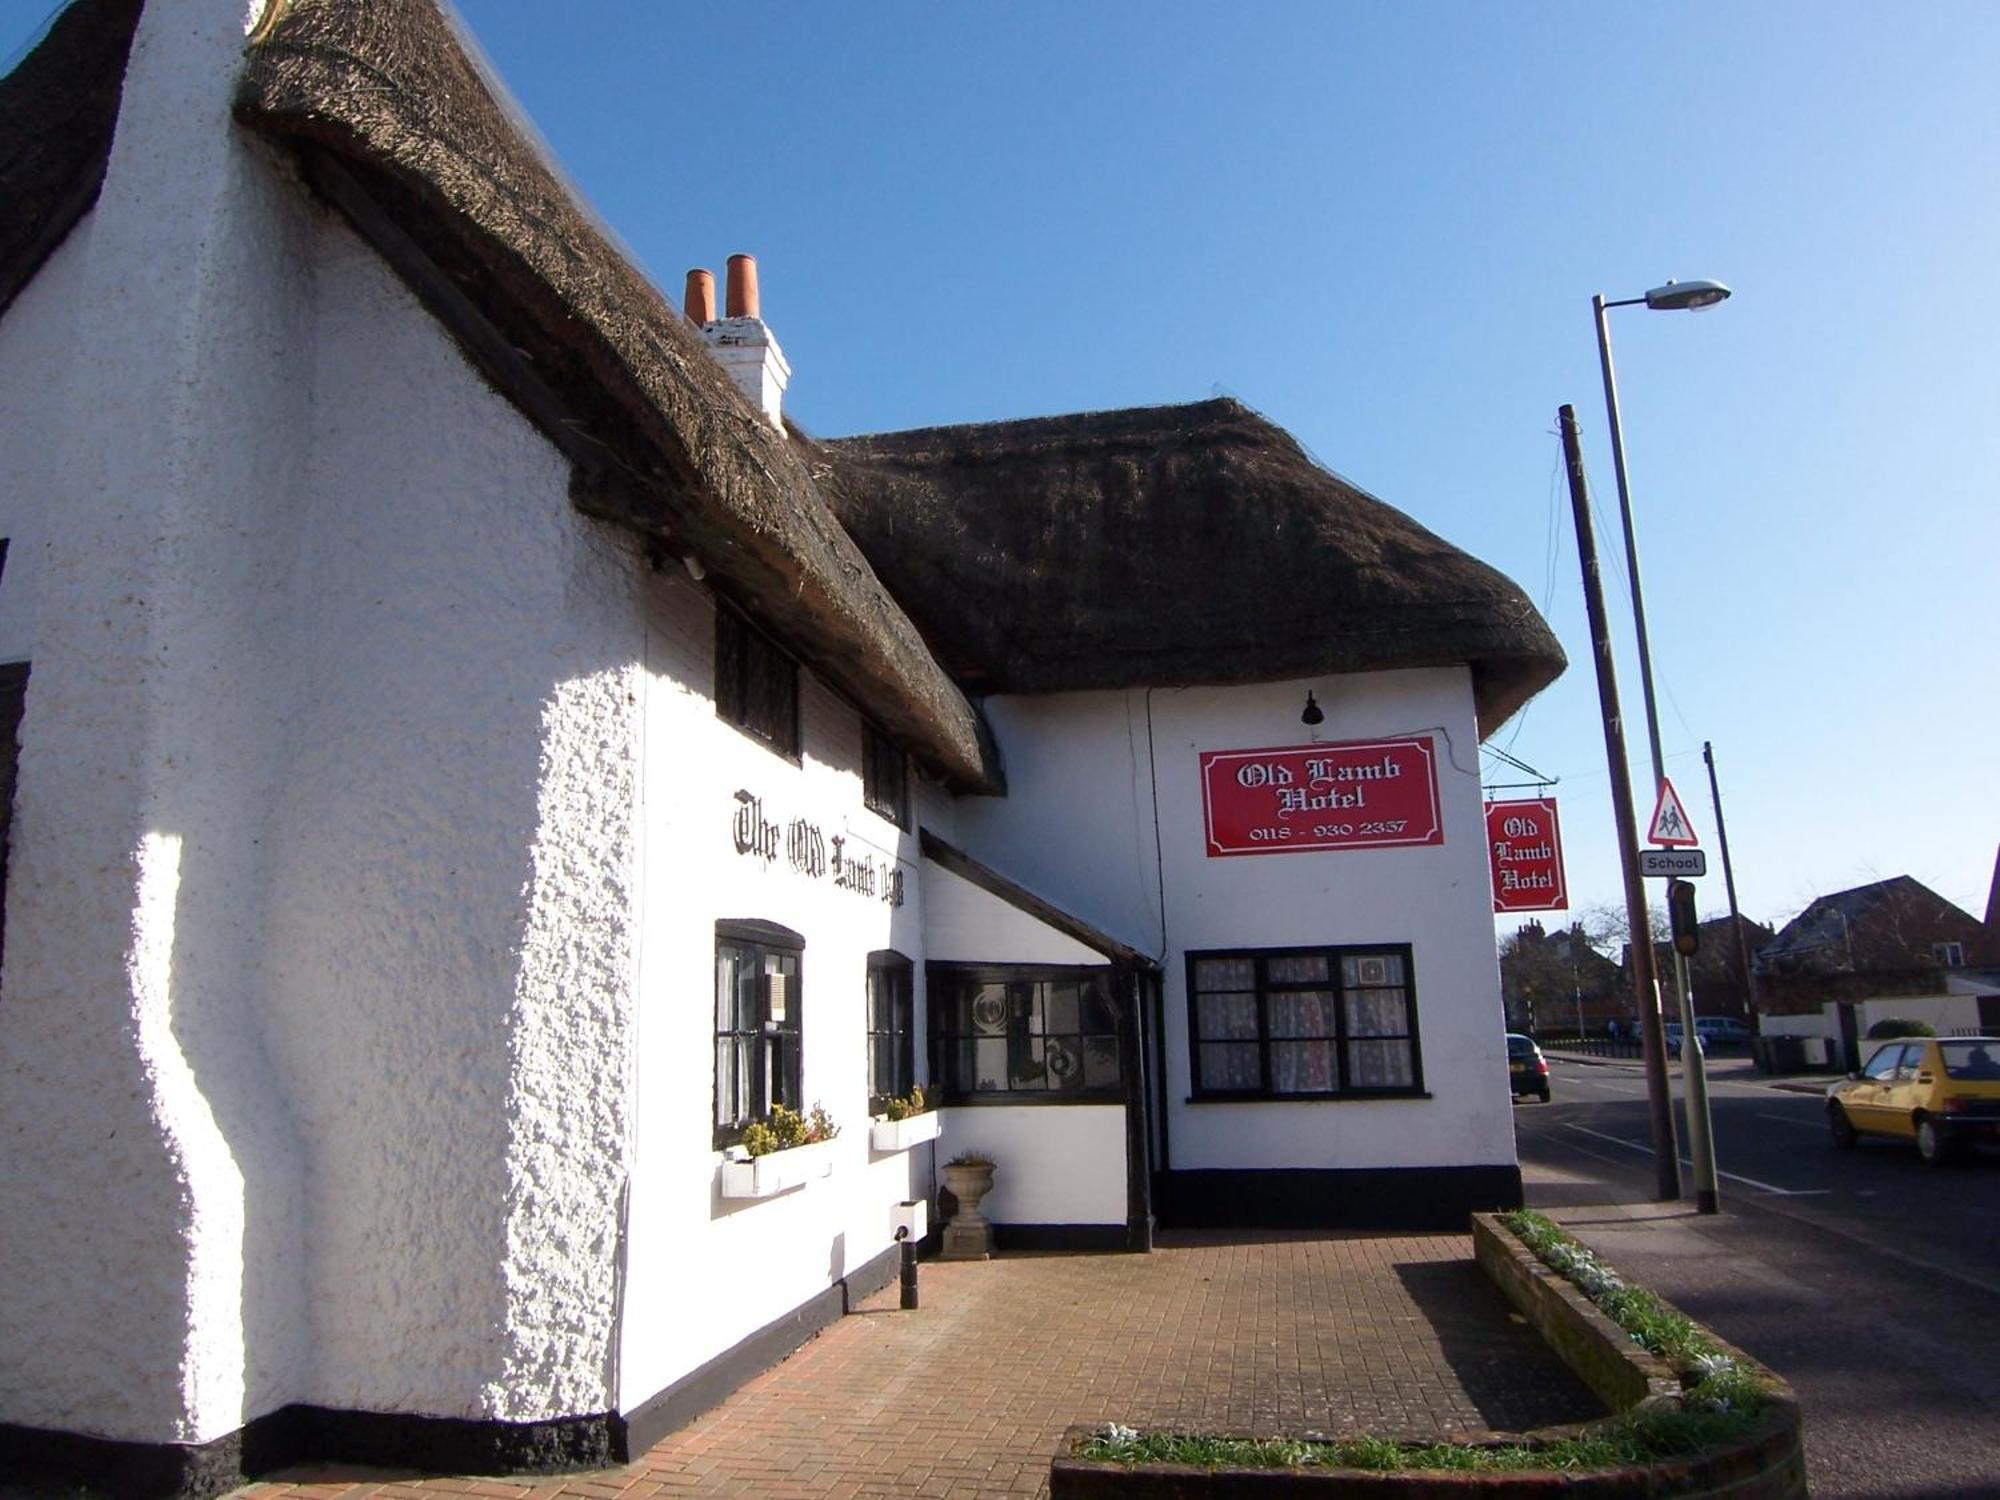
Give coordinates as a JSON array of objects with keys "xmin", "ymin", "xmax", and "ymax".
[
  {"xmin": 937, "ymin": 1105, "xmax": 1127, "ymax": 1226},
  {"xmin": 919, "ymin": 861, "xmax": 1130, "ymax": 1225},
  {"xmin": 955, "ymin": 668, "xmax": 1516, "ymax": 1177},
  {"xmin": 617, "ymin": 573, "xmax": 941, "ymax": 1413},
  {"xmin": 0, "ymin": 0, "xmax": 317, "ymax": 1443},
  {"xmin": 252, "ymin": 222, "xmax": 643, "ymax": 1424},
  {"xmin": 922, "ymin": 862, "xmax": 1105, "ymax": 966},
  {"xmin": 0, "ymin": 0, "xmax": 647, "ymax": 1441}
]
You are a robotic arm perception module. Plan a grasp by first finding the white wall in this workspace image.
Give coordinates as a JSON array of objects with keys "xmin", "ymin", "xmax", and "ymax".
[
  {"xmin": 617, "ymin": 572, "xmax": 944, "ymax": 1412},
  {"xmin": 0, "ymin": 0, "xmax": 317, "ymax": 1443},
  {"xmin": 0, "ymin": 0, "xmax": 649, "ymax": 1441},
  {"xmin": 937, "ymin": 1105, "xmax": 1127, "ymax": 1226},
  {"xmin": 254, "ymin": 221, "xmax": 643, "ymax": 1425},
  {"xmin": 956, "ymin": 668, "xmax": 1516, "ymax": 1177},
  {"xmin": 922, "ymin": 862, "xmax": 1105, "ymax": 966}
]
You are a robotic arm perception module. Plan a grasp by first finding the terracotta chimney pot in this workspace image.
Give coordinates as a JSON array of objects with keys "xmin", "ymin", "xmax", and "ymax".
[
  {"xmin": 684, "ymin": 268, "xmax": 716, "ymax": 325},
  {"xmin": 725, "ymin": 253, "xmax": 760, "ymax": 319}
]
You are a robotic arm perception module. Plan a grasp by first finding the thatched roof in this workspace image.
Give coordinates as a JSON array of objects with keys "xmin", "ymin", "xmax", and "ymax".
[
  {"xmin": 820, "ymin": 400, "xmax": 1565, "ymax": 733},
  {"xmin": 0, "ymin": 0, "xmax": 144, "ymax": 320},
  {"xmin": 232, "ymin": 0, "xmax": 1001, "ymax": 792}
]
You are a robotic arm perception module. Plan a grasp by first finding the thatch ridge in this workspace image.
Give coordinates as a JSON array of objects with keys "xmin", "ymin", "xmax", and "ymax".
[
  {"xmin": 819, "ymin": 398, "xmax": 1565, "ymax": 733},
  {"xmin": 234, "ymin": 0, "xmax": 1000, "ymax": 792},
  {"xmin": 0, "ymin": 0, "xmax": 145, "ymax": 321}
]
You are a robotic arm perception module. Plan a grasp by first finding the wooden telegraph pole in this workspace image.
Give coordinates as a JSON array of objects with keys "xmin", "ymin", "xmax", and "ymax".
[
  {"xmin": 1704, "ymin": 741, "xmax": 1761, "ymax": 1021},
  {"xmin": 1559, "ymin": 405, "xmax": 1682, "ymax": 1201}
]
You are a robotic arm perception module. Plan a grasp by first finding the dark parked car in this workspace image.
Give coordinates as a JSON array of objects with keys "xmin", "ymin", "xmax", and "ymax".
[{"xmin": 1507, "ymin": 1033, "xmax": 1550, "ymax": 1102}]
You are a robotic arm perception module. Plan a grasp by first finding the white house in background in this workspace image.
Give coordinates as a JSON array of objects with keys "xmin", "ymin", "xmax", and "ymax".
[{"xmin": 0, "ymin": 1, "xmax": 1564, "ymax": 1496}]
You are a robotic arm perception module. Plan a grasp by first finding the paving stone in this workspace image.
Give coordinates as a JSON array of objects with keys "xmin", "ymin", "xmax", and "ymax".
[{"xmin": 241, "ymin": 1231, "xmax": 1600, "ymax": 1500}]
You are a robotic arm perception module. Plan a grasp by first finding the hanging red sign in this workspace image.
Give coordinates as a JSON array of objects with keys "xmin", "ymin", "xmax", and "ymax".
[
  {"xmin": 1199, "ymin": 737, "xmax": 1444, "ymax": 858},
  {"xmin": 1486, "ymin": 797, "xmax": 1568, "ymax": 912}
]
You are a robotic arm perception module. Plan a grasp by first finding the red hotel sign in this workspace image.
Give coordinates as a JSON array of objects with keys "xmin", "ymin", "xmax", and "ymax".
[
  {"xmin": 1199, "ymin": 737, "xmax": 1444, "ymax": 858},
  {"xmin": 1486, "ymin": 797, "xmax": 1568, "ymax": 912}
]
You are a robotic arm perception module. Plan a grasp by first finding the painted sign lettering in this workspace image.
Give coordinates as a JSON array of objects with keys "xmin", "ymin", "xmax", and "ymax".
[
  {"xmin": 731, "ymin": 790, "xmax": 905, "ymax": 906},
  {"xmin": 1485, "ymin": 797, "xmax": 1568, "ymax": 912},
  {"xmin": 1199, "ymin": 737, "xmax": 1444, "ymax": 857}
]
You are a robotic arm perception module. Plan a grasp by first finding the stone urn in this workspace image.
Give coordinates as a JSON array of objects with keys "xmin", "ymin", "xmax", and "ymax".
[{"xmin": 940, "ymin": 1158, "xmax": 996, "ymax": 1261}]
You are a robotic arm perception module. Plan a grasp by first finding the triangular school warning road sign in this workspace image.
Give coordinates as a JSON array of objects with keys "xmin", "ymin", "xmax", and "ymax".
[{"xmin": 1647, "ymin": 777, "xmax": 1700, "ymax": 847}]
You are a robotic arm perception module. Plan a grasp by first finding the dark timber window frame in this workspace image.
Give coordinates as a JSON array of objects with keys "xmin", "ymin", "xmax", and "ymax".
[
  {"xmin": 714, "ymin": 919, "xmax": 805, "ymax": 1149},
  {"xmin": 866, "ymin": 950, "xmax": 915, "ymax": 1112},
  {"xmin": 928, "ymin": 962, "xmax": 1125, "ymax": 1104},
  {"xmin": 1185, "ymin": 944, "xmax": 1425, "ymax": 1101},
  {"xmin": 715, "ymin": 603, "xmax": 799, "ymax": 760},
  {"xmin": 862, "ymin": 722, "xmax": 909, "ymax": 830}
]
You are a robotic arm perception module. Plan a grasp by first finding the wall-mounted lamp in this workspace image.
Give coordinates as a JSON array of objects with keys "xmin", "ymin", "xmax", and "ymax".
[{"xmin": 1300, "ymin": 691, "xmax": 1324, "ymax": 727}]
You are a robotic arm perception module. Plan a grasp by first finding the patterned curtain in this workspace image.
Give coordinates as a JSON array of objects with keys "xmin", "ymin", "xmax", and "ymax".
[{"xmin": 1270, "ymin": 990, "xmax": 1334, "ymax": 1091}]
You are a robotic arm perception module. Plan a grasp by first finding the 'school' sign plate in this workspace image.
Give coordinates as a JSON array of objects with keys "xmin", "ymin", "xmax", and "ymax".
[{"xmin": 1199, "ymin": 737, "xmax": 1444, "ymax": 857}]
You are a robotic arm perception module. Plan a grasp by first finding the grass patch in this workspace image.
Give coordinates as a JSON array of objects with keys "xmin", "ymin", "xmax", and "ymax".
[
  {"xmin": 1072, "ymin": 1212, "xmax": 1777, "ymax": 1478},
  {"xmin": 1075, "ymin": 1404, "xmax": 1760, "ymax": 1473},
  {"xmin": 1499, "ymin": 1209, "xmax": 1769, "ymax": 1415}
]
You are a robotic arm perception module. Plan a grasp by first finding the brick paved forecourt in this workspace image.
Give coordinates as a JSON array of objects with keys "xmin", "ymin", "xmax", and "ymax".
[{"xmin": 240, "ymin": 1231, "xmax": 1601, "ymax": 1500}]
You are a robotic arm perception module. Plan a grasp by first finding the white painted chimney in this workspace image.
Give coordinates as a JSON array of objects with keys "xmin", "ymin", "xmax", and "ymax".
[{"xmin": 688, "ymin": 253, "xmax": 790, "ymax": 430}]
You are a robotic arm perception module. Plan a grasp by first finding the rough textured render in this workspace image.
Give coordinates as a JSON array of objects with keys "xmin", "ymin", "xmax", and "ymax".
[
  {"xmin": 0, "ymin": 0, "xmax": 315, "ymax": 1443},
  {"xmin": 247, "ymin": 221, "xmax": 640, "ymax": 1424},
  {"xmin": 0, "ymin": 0, "xmax": 640, "ymax": 1441},
  {"xmin": 822, "ymin": 399, "xmax": 1566, "ymax": 735},
  {"xmin": 232, "ymin": 0, "xmax": 999, "ymax": 792}
]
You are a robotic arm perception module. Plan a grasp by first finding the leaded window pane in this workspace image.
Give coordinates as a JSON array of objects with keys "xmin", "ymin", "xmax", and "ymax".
[
  {"xmin": 970, "ymin": 983, "xmax": 1009, "ymax": 1035},
  {"xmin": 1084, "ymin": 1035, "xmax": 1121, "ymax": 1089},
  {"xmin": 1345, "ymin": 988, "xmax": 1408, "ymax": 1038},
  {"xmin": 1191, "ymin": 945, "xmax": 1420, "ymax": 1098},
  {"xmin": 1194, "ymin": 957, "xmax": 1255, "ymax": 992},
  {"xmin": 1044, "ymin": 1036, "xmax": 1086, "ymax": 1090},
  {"xmin": 1268, "ymin": 954, "xmax": 1330, "ymax": 984},
  {"xmin": 1341, "ymin": 952, "xmax": 1405, "ymax": 988},
  {"xmin": 1011, "ymin": 1035, "xmax": 1047, "ymax": 1090},
  {"xmin": 1197, "ymin": 992, "xmax": 1260, "ymax": 1040},
  {"xmin": 972, "ymin": 1037, "xmax": 1008, "ymax": 1092},
  {"xmin": 1268, "ymin": 990, "xmax": 1335, "ymax": 1039},
  {"xmin": 1200, "ymin": 1041, "xmax": 1262, "ymax": 1091},
  {"xmin": 1272, "ymin": 1040, "xmax": 1337, "ymax": 1092},
  {"xmin": 1348, "ymin": 1039, "xmax": 1414, "ymax": 1088},
  {"xmin": 1045, "ymin": 982, "xmax": 1080, "ymax": 1037},
  {"xmin": 936, "ymin": 968, "xmax": 1122, "ymax": 1098}
]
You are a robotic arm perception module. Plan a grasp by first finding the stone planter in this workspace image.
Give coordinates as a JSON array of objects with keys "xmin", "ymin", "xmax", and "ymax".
[
  {"xmin": 869, "ymin": 1110, "xmax": 943, "ymax": 1154},
  {"xmin": 940, "ymin": 1159, "xmax": 996, "ymax": 1260},
  {"xmin": 719, "ymin": 1137, "xmax": 838, "ymax": 1199}
]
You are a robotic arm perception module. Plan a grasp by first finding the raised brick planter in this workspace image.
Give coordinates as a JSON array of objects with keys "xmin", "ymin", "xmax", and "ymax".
[{"xmin": 1048, "ymin": 1215, "xmax": 1806, "ymax": 1499}]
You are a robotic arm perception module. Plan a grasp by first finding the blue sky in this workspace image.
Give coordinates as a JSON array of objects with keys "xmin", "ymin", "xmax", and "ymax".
[{"xmin": 7, "ymin": 1, "xmax": 1996, "ymax": 938}]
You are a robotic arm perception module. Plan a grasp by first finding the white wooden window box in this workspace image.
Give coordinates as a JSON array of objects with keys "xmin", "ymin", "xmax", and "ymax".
[
  {"xmin": 719, "ymin": 1137, "xmax": 838, "ymax": 1199},
  {"xmin": 869, "ymin": 1110, "xmax": 943, "ymax": 1154}
]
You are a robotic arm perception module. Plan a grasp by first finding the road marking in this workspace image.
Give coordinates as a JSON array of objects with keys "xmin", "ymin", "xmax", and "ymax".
[{"xmin": 1561, "ymin": 1124, "xmax": 1831, "ymax": 1196}]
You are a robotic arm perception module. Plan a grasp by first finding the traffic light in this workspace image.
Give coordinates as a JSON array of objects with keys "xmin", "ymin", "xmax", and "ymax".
[{"xmin": 1667, "ymin": 879, "xmax": 1700, "ymax": 957}]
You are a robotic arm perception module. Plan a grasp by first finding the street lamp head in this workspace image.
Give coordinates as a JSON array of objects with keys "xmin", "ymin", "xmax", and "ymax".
[{"xmin": 1643, "ymin": 278, "xmax": 1731, "ymax": 312}]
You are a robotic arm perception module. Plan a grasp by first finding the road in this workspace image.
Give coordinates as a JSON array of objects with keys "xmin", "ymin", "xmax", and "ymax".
[{"xmin": 1514, "ymin": 1052, "xmax": 2000, "ymax": 1499}]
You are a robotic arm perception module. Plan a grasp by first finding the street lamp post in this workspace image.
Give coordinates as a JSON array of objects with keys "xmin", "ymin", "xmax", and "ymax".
[{"xmin": 1592, "ymin": 278, "xmax": 1730, "ymax": 1216}]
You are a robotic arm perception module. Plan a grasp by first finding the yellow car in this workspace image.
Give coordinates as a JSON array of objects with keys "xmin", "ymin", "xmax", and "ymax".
[{"xmin": 1826, "ymin": 1036, "xmax": 2000, "ymax": 1165}]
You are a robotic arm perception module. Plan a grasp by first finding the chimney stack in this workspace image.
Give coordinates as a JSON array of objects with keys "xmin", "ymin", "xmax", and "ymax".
[{"xmin": 689, "ymin": 252, "xmax": 789, "ymax": 430}]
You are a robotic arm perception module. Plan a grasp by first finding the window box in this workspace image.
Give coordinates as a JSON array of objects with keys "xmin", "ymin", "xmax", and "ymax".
[
  {"xmin": 869, "ymin": 1109, "xmax": 943, "ymax": 1154},
  {"xmin": 719, "ymin": 1136, "xmax": 838, "ymax": 1199}
]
